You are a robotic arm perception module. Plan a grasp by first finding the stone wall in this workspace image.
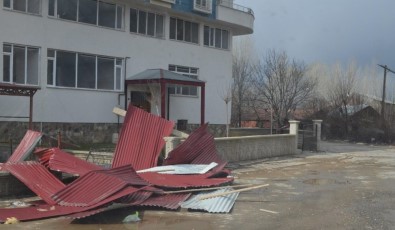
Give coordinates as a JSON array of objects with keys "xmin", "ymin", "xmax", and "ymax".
[{"xmin": 0, "ymin": 121, "xmax": 119, "ymax": 146}]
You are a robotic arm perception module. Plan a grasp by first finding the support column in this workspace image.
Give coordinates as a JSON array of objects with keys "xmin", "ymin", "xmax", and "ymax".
[
  {"xmin": 201, "ymin": 85, "xmax": 205, "ymax": 125},
  {"xmin": 313, "ymin": 120, "xmax": 323, "ymax": 151},
  {"xmin": 160, "ymin": 80, "xmax": 166, "ymax": 119},
  {"xmin": 29, "ymin": 93, "xmax": 33, "ymax": 130},
  {"xmin": 289, "ymin": 120, "xmax": 300, "ymax": 153}
]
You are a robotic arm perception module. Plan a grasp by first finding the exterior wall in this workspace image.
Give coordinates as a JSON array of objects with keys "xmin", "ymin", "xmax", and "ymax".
[{"xmin": 0, "ymin": 0, "xmax": 240, "ymax": 126}]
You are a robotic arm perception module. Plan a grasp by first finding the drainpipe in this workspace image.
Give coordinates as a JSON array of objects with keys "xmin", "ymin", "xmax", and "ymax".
[{"xmin": 123, "ymin": 57, "xmax": 130, "ymax": 110}]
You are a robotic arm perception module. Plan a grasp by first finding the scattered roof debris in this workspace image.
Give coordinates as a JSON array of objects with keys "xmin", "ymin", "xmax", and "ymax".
[
  {"xmin": 6, "ymin": 130, "xmax": 42, "ymax": 163},
  {"xmin": 35, "ymin": 148, "xmax": 102, "ymax": 176},
  {"xmin": 112, "ymin": 105, "xmax": 174, "ymax": 170},
  {"xmin": 180, "ymin": 187, "xmax": 239, "ymax": 213},
  {"xmin": 137, "ymin": 162, "xmax": 218, "ymax": 174},
  {"xmin": 0, "ymin": 105, "xmax": 268, "ymax": 224}
]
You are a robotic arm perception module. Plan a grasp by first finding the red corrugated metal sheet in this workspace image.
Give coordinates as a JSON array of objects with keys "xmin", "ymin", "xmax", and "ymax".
[
  {"xmin": 68, "ymin": 191, "xmax": 154, "ymax": 219},
  {"xmin": 137, "ymin": 193, "xmax": 191, "ymax": 210},
  {"xmin": 139, "ymin": 172, "xmax": 234, "ymax": 188},
  {"xmin": 52, "ymin": 165, "xmax": 154, "ymax": 207},
  {"xmin": 163, "ymin": 123, "xmax": 226, "ymax": 166},
  {"xmin": 112, "ymin": 105, "xmax": 174, "ymax": 170},
  {"xmin": 0, "ymin": 186, "xmax": 148, "ymax": 222},
  {"xmin": 36, "ymin": 148, "xmax": 102, "ymax": 175},
  {"xmin": 7, "ymin": 130, "xmax": 42, "ymax": 162},
  {"xmin": 5, "ymin": 161, "xmax": 65, "ymax": 205}
]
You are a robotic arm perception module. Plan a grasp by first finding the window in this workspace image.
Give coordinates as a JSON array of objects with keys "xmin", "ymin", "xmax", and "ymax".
[
  {"xmin": 169, "ymin": 18, "xmax": 199, "ymax": 44},
  {"xmin": 3, "ymin": 0, "xmax": 41, "ymax": 14},
  {"xmin": 130, "ymin": 8, "xmax": 164, "ymax": 38},
  {"xmin": 2, "ymin": 44, "xmax": 39, "ymax": 85},
  {"xmin": 203, "ymin": 26, "xmax": 229, "ymax": 49},
  {"xmin": 48, "ymin": 0, "xmax": 124, "ymax": 29},
  {"xmin": 47, "ymin": 49, "xmax": 123, "ymax": 91},
  {"xmin": 194, "ymin": 0, "xmax": 212, "ymax": 14},
  {"xmin": 168, "ymin": 65, "xmax": 199, "ymax": 96}
]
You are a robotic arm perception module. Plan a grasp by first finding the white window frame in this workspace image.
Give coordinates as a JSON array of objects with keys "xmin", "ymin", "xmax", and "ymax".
[
  {"xmin": 3, "ymin": 43, "xmax": 40, "ymax": 86},
  {"xmin": 48, "ymin": 0, "xmax": 124, "ymax": 30},
  {"xmin": 204, "ymin": 25, "xmax": 230, "ymax": 50},
  {"xmin": 193, "ymin": 0, "xmax": 212, "ymax": 14},
  {"xmin": 48, "ymin": 49, "xmax": 123, "ymax": 91},
  {"xmin": 169, "ymin": 17, "xmax": 199, "ymax": 44},
  {"xmin": 3, "ymin": 0, "xmax": 42, "ymax": 15},
  {"xmin": 168, "ymin": 64, "xmax": 199, "ymax": 97},
  {"xmin": 129, "ymin": 8, "xmax": 164, "ymax": 38}
]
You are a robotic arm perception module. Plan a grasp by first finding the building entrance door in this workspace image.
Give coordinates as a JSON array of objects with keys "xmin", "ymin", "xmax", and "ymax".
[{"xmin": 130, "ymin": 91, "xmax": 151, "ymax": 113}]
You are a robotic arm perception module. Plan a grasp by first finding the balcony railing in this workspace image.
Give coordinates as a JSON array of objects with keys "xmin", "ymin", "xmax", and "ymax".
[{"xmin": 216, "ymin": 0, "xmax": 254, "ymax": 16}]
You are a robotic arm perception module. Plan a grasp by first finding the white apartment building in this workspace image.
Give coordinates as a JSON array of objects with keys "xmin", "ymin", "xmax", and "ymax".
[{"xmin": 0, "ymin": 0, "xmax": 254, "ymax": 140}]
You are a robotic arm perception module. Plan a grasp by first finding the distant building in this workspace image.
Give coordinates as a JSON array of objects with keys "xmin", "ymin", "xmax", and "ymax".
[{"xmin": 0, "ymin": 0, "xmax": 254, "ymax": 142}]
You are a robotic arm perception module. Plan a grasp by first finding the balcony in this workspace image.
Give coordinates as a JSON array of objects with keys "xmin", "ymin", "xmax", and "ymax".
[{"xmin": 216, "ymin": 0, "xmax": 254, "ymax": 35}]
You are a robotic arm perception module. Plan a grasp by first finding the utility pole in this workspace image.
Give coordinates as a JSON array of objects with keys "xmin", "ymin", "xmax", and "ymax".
[{"xmin": 378, "ymin": 64, "xmax": 395, "ymax": 140}]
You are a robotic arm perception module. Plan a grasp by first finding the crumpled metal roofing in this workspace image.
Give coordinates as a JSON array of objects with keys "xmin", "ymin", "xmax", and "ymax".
[
  {"xmin": 137, "ymin": 193, "xmax": 191, "ymax": 210},
  {"xmin": 5, "ymin": 161, "xmax": 65, "ymax": 205},
  {"xmin": 0, "ymin": 186, "xmax": 149, "ymax": 222},
  {"xmin": 139, "ymin": 172, "xmax": 234, "ymax": 189},
  {"xmin": 7, "ymin": 130, "xmax": 42, "ymax": 163},
  {"xmin": 112, "ymin": 105, "xmax": 174, "ymax": 170},
  {"xmin": 137, "ymin": 162, "xmax": 218, "ymax": 174},
  {"xmin": 164, "ymin": 123, "xmax": 226, "ymax": 166},
  {"xmin": 52, "ymin": 165, "xmax": 153, "ymax": 207},
  {"xmin": 180, "ymin": 188, "xmax": 239, "ymax": 213},
  {"xmin": 36, "ymin": 148, "xmax": 102, "ymax": 176}
]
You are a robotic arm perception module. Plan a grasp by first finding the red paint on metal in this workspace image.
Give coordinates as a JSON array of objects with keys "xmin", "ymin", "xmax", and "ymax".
[
  {"xmin": 139, "ymin": 172, "xmax": 233, "ymax": 188},
  {"xmin": 52, "ymin": 165, "xmax": 153, "ymax": 207},
  {"xmin": 163, "ymin": 123, "xmax": 226, "ymax": 166},
  {"xmin": 5, "ymin": 161, "xmax": 65, "ymax": 205},
  {"xmin": 36, "ymin": 148, "xmax": 102, "ymax": 176},
  {"xmin": 112, "ymin": 105, "xmax": 174, "ymax": 170},
  {"xmin": 138, "ymin": 193, "xmax": 191, "ymax": 210},
  {"xmin": 7, "ymin": 130, "xmax": 42, "ymax": 162},
  {"xmin": 0, "ymin": 186, "xmax": 149, "ymax": 222}
]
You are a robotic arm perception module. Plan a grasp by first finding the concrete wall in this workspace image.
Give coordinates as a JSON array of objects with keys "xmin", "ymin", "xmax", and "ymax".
[{"xmin": 215, "ymin": 134, "xmax": 296, "ymax": 162}]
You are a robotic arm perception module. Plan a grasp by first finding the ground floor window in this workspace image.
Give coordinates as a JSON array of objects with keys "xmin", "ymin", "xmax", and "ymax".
[
  {"xmin": 168, "ymin": 64, "xmax": 198, "ymax": 96},
  {"xmin": 3, "ymin": 0, "xmax": 41, "ymax": 15},
  {"xmin": 47, "ymin": 49, "xmax": 123, "ymax": 91},
  {"xmin": 2, "ymin": 43, "xmax": 39, "ymax": 85}
]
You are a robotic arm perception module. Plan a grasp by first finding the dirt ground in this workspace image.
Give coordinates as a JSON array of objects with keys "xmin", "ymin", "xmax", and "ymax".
[{"xmin": 3, "ymin": 141, "xmax": 395, "ymax": 230}]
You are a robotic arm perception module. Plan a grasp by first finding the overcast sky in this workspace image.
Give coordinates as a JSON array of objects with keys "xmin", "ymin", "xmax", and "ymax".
[{"xmin": 234, "ymin": 0, "xmax": 395, "ymax": 68}]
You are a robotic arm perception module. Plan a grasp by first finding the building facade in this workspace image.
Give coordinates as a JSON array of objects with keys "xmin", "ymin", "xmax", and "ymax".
[{"xmin": 0, "ymin": 0, "xmax": 254, "ymax": 143}]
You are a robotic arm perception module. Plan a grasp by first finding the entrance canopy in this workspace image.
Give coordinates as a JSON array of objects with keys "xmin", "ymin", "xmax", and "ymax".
[
  {"xmin": 0, "ymin": 83, "xmax": 40, "ymax": 129},
  {"xmin": 125, "ymin": 69, "xmax": 206, "ymax": 125}
]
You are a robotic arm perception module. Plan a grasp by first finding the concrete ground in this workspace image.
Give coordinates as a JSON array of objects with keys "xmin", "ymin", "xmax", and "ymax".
[{"xmin": 3, "ymin": 141, "xmax": 395, "ymax": 229}]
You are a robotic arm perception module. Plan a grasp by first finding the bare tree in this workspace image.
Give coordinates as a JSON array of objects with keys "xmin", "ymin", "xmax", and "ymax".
[
  {"xmin": 231, "ymin": 37, "xmax": 255, "ymax": 127},
  {"xmin": 251, "ymin": 50, "xmax": 316, "ymax": 129},
  {"xmin": 325, "ymin": 62, "xmax": 358, "ymax": 136}
]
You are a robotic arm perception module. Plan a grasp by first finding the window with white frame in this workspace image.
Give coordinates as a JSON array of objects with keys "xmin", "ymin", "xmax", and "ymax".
[
  {"xmin": 168, "ymin": 65, "xmax": 198, "ymax": 96},
  {"xmin": 204, "ymin": 26, "xmax": 229, "ymax": 49},
  {"xmin": 169, "ymin": 17, "xmax": 199, "ymax": 44},
  {"xmin": 3, "ymin": 44, "xmax": 39, "ymax": 85},
  {"xmin": 3, "ymin": 0, "xmax": 41, "ymax": 14},
  {"xmin": 48, "ymin": 0, "xmax": 124, "ymax": 30},
  {"xmin": 130, "ymin": 8, "xmax": 164, "ymax": 38},
  {"xmin": 47, "ymin": 49, "xmax": 123, "ymax": 91},
  {"xmin": 194, "ymin": 0, "xmax": 212, "ymax": 14}
]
